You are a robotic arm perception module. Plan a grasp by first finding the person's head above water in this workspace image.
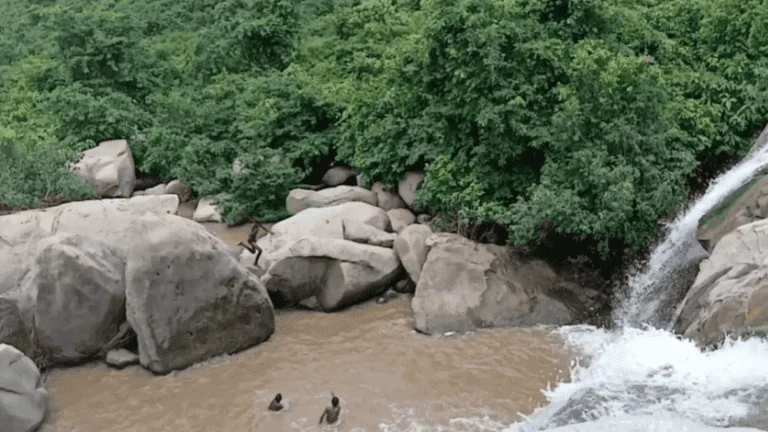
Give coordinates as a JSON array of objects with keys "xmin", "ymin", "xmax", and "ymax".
[
  {"xmin": 275, "ymin": 393, "xmax": 282, "ymax": 402},
  {"xmin": 331, "ymin": 396, "xmax": 339, "ymax": 407}
]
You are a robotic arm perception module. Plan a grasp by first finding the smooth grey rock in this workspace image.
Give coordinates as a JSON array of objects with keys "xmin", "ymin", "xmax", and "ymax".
[{"xmin": 0, "ymin": 343, "xmax": 49, "ymax": 432}]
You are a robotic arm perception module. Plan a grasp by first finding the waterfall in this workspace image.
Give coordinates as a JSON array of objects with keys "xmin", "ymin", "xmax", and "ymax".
[
  {"xmin": 504, "ymin": 142, "xmax": 768, "ymax": 432},
  {"xmin": 614, "ymin": 145, "xmax": 768, "ymax": 328}
]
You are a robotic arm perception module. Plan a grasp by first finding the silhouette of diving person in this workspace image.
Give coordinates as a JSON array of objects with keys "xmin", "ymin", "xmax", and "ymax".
[
  {"xmin": 319, "ymin": 394, "xmax": 341, "ymax": 425},
  {"xmin": 268, "ymin": 393, "xmax": 283, "ymax": 412}
]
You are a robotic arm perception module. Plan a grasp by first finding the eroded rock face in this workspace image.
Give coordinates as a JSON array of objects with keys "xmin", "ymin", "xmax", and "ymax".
[
  {"xmin": 393, "ymin": 224, "xmax": 433, "ymax": 284},
  {"xmin": 125, "ymin": 213, "xmax": 275, "ymax": 374},
  {"xmin": 412, "ymin": 233, "xmax": 601, "ymax": 335},
  {"xmin": 286, "ymin": 186, "xmax": 377, "ymax": 215},
  {"xmin": 32, "ymin": 234, "xmax": 127, "ymax": 365},
  {"xmin": 262, "ymin": 237, "xmax": 402, "ymax": 312},
  {"xmin": 0, "ymin": 234, "xmax": 127, "ymax": 364},
  {"xmin": 0, "ymin": 343, "xmax": 49, "ymax": 432},
  {"xmin": 674, "ymin": 219, "xmax": 768, "ymax": 347},
  {"xmin": 73, "ymin": 139, "xmax": 136, "ymax": 198},
  {"xmin": 697, "ymin": 175, "xmax": 768, "ymax": 253}
]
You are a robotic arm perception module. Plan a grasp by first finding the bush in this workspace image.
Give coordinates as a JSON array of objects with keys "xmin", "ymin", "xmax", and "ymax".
[{"xmin": 1, "ymin": 0, "xmax": 766, "ymax": 260}]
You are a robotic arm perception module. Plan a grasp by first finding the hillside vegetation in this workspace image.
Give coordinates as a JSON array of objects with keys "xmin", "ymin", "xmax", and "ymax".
[{"xmin": 1, "ymin": 0, "xmax": 766, "ymax": 259}]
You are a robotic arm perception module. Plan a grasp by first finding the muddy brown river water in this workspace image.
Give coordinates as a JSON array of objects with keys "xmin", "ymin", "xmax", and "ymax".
[{"xmin": 40, "ymin": 223, "xmax": 575, "ymax": 432}]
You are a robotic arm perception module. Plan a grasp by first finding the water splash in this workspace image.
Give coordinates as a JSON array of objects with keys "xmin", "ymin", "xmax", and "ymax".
[
  {"xmin": 615, "ymin": 145, "xmax": 768, "ymax": 328},
  {"xmin": 503, "ymin": 326, "xmax": 768, "ymax": 431},
  {"xmin": 502, "ymin": 141, "xmax": 768, "ymax": 432}
]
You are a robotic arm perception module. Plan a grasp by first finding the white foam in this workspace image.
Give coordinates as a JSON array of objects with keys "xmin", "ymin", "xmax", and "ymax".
[
  {"xmin": 504, "ymin": 326, "xmax": 768, "ymax": 431},
  {"xmin": 531, "ymin": 415, "xmax": 764, "ymax": 432}
]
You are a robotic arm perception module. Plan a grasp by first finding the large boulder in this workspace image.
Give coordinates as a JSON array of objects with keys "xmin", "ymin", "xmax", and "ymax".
[
  {"xmin": 393, "ymin": 224, "xmax": 433, "ymax": 284},
  {"xmin": 342, "ymin": 219, "xmax": 397, "ymax": 248},
  {"xmin": 286, "ymin": 186, "xmax": 377, "ymax": 215},
  {"xmin": 397, "ymin": 171, "xmax": 425, "ymax": 209},
  {"xmin": 674, "ymin": 218, "xmax": 768, "ymax": 347},
  {"xmin": 412, "ymin": 233, "xmax": 603, "ymax": 335},
  {"xmin": 0, "ymin": 344, "xmax": 48, "ymax": 432},
  {"xmin": 73, "ymin": 139, "xmax": 136, "ymax": 198},
  {"xmin": 125, "ymin": 213, "xmax": 275, "ymax": 374},
  {"xmin": 371, "ymin": 182, "xmax": 406, "ymax": 211},
  {"xmin": 192, "ymin": 196, "xmax": 224, "ymax": 223},
  {"xmin": 262, "ymin": 237, "xmax": 402, "ymax": 311},
  {"xmin": 321, "ymin": 166, "xmax": 358, "ymax": 187},
  {"xmin": 0, "ymin": 196, "xmax": 179, "ymax": 295},
  {"xmin": 0, "ymin": 234, "xmax": 128, "ymax": 364}
]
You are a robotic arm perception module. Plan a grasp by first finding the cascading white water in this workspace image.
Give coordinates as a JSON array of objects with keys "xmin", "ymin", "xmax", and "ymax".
[
  {"xmin": 615, "ymin": 144, "xmax": 768, "ymax": 328},
  {"xmin": 502, "ymin": 143, "xmax": 768, "ymax": 432}
]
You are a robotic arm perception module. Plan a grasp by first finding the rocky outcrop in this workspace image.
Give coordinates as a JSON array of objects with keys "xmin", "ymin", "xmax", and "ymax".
[
  {"xmin": 387, "ymin": 208, "xmax": 415, "ymax": 233},
  {"xmin": 397, "ymin": 171, "xmax": 425, "ymax": 209},
  {"xmin": 674, "ymin": 218, "xmax": 768, "ymax": 347},
  {"xmin": 0, "ymin": 344, "xmax": 49, "ymax": 432},
  {"xmin": 342, "ymin": 219, "xmax": 397, "ymax": 248},
  {"xmin": 697, "ymin": 176, "xmax": 768, "ymax": 252},
  {"xmin": 393, "ymin": 224, "xmax": 432, "ymax": 284},
  {"xmin": 166, "ymin": 180, "xmax": 192, "ymax": 203},
  {"xmin": 371, "ymin": 182, "xmax": 406, "ymax": 211},
  {"xmin": 286, "ymin": 186, "xmax": 377, "ymax": 215},
  {"xmin": 73, "ymin": 139, "xmax": 136, "ymax": 198},
  {"xmin": 322, "ymin": 166, "xmax": 358, "ymax": 187},
  {"xmin": 125, "ymin": 213, "xmax": 274, "ymax": 374},
  {"xmin": 412, "ymin": 233, "xmax": 604, "ymax": 335},
  {"xmin": 262, "ymin": 237, "xmax": 402, "ymax": 311},
  {"xmin": 0, "ymin": 199, "xmax": 275, "ymax": 373},
  {"xmin": 192, "ymin": 196, "xmax": 224, "ymax": 223}
]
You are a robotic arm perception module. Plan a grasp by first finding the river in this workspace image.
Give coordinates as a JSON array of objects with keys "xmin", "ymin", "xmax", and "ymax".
[
  {"xmin": 40, "ymin": 223, "xmax": 575, "ymax": 432},
  {"xmin": 37, "ymin": 142, "xmax": 768, "ymax": 431}
]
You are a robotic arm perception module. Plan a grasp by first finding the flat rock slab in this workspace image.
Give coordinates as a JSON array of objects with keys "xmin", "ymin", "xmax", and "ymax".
[{"xmin": 105, "ymin": 349, "xmax": 140, "ymax": 369}]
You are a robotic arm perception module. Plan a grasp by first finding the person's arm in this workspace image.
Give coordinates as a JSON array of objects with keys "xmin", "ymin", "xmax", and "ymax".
[{"xmin": 319, "ymin": 408, "xmax": 327, "ymax": 424}]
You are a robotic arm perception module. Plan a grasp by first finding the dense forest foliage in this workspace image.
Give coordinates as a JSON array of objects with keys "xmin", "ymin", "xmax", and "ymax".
[{"xmin": 1, "ymin": 0, "xmax": 767, "ymax": 260}]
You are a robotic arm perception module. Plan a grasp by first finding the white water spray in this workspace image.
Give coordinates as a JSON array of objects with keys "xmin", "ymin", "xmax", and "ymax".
[
  {"xmin": 615, "ymin": 144, "xmax": 768, "ymax": 328},
  {"xmin": 502, "ymin": 141, "xmax": 768, "ymax": 432}
]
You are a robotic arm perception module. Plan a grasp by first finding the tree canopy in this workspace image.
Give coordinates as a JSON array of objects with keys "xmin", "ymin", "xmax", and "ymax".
[{"xmin": 1, "ymin": 0, "xmax": 766, "ymax": 258}]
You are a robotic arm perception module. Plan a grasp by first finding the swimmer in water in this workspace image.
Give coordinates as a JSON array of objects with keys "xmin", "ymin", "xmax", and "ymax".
[
  {"xmin": 318, "ymin": 394, "xmax": 341, "ymax": 425},
  {"xmin": 268, "ymin": 393, "xmax": 283, "ymax": 412}
]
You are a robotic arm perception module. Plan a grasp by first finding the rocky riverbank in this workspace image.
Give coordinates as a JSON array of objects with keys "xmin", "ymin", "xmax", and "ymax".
[{"xmin": 4, "ymin": 126, "xmax": 768, "ymax": 431}]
